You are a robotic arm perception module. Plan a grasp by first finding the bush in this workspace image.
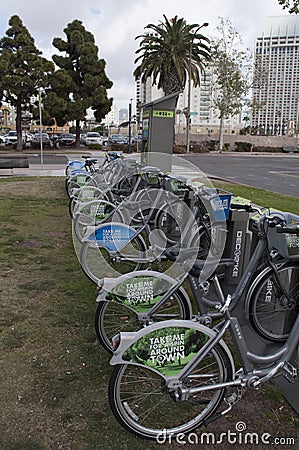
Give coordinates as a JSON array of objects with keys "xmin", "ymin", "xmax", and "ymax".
[
  {"xmin": 190, "ymin": 143, "xmax": 209, "ymax": 153},
  {"xmin": 173, "ymin": 145, "xmax": 186, "ymax": 154},
  {"xmin": 209, "ymin": 140, "xmax": 219, "ymax": 151},
  {"xmin": 88, "ymin": 143, "xmax": 102, "ymax": 150},
  {"xmin": 234, "ymin": 141, "xmax": 253, "ymax": 152},
  {"xmin": 252, "ymin": 146, "xmax": 283, "ymax": 153}
]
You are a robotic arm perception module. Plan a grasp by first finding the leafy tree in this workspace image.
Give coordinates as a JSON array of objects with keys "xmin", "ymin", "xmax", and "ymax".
[
  {"xmin": 278, "ymin": 0, "xmax": 299, "ymax": 13},
  {"xmin": 210, "ymin": 18, "xmax": 253, "ymax": 151},
  {"xmin": 134, "ymin": 15, "xmax": 211, "ymax": 96},
  {"xmin": 0, "ymin": 15, "xmax": 54, "ymax": 150},
  {"xmin": 44, "ymin": 20, "xmax": 113, "ymax": 147}
]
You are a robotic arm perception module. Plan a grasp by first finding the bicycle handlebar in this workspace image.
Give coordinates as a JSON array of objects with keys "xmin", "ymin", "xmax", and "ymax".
[{"xmin": 275, "ymin": 224, "xmax": 299, "ymax": 234}]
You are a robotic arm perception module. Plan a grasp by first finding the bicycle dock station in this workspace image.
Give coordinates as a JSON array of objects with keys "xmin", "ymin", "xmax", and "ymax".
[
  {"xmin": 140, "ymin": 91, "xmax": 181, "ymax": 172},
  {"xmin": 64, "ymin": 151, "xmax": 299, "ymax": 438}
]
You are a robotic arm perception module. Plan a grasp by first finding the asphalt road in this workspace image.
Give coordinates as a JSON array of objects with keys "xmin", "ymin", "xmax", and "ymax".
[
  {"xmin": 180, "ymin": 154, "xmax": 299, "ymax": 198},
  {"xmin": 27, "ymin": 153, "xmax": 299, "ymax": 198}
]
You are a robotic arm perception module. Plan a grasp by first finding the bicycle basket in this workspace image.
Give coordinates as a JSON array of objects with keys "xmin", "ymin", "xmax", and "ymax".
[{"xmin": 267, "ymin": 212, "xmax": 299, "ymax": 259}]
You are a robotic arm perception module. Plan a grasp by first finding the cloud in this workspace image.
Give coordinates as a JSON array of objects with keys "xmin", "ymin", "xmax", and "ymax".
[{"xmin": 0, "ymin": 0, "xmax": 290, "ymax": 111}]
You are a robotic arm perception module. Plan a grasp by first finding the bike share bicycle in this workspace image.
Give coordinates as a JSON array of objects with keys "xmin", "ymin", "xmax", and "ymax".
[{"xmin": 107, "ymin": 209, "xmax": 299, "ymax": 439}]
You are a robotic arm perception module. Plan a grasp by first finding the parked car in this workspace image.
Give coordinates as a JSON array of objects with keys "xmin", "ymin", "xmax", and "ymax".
[
  {"xmin": 30, "ymin": 132, "xmax": 53, "ymax": 148},
  {"xmin": 109, "ymin": 134, "xmax": 127, "ymax": 145},
  {"xmin": 4, "ymin": 131, "xmax": 26, "ymax": 148},
  {"xmin": 84, "ymin": 132, "xmax": 102, "ymax": 146},
  {"xmin": 0, "ymin": 135, "xmax": 6, "ymax": 146},
  {"xmin": 131, "ymin": 134, "xmax": 142, "ymax": 144},
  {"xmin": 57, "ymin": 133, "xmax": 76, "ymax": 147},
  {"xmin": 4, "ymin": 131, "xmax": 18, "ymax": 146}
]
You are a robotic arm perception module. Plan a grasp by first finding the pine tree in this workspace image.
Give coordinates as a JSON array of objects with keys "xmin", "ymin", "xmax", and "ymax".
[
  {"xmin": 0, "ymin": 15, "xmax": 54, "ymax": 151},
  {"xmin": 45, "ymin": 20, "xmax": 113, "ymax": 146}
]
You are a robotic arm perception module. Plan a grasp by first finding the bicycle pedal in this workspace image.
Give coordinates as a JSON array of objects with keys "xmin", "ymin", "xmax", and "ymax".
[{"xmin": 283, "ymin": 362, "xmax": 297, "ymax": 383}]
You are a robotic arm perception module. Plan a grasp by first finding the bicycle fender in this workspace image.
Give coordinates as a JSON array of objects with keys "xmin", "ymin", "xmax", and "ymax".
[
  {"xmin": 96, "ymin": 270, "xmax": 192, "ymax": 315},
  {"xmin": 110, "ymin": 320, "xmax": 235, "ymax": 379},
  {"xmin": 82, "ymin": 222, "xmax": 138, "ymax": 252}
]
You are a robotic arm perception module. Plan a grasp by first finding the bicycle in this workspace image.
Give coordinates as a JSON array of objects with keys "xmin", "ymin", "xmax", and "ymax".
[
  {"xmin": 66, "ymin": 152, "xmax": 124, "ymax": 198},
  {"xmin": 92, "ymin": 190, "xmax": 233, "ymax": 353},
  {"xmin": 107, "ymin": 214, "xmax": 299, "ymax": 439},
  {"xmin": 77, "ymin": 182, "xmax": 226, "ymax": 283},
  {"xmin": 95, "ymin": 205, "xmax": 299, "ymax": 354}
]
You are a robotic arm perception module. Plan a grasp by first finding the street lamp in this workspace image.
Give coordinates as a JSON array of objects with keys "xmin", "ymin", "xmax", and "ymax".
[
  {"xmin": 186, "ymin": 22, "xmax": 209, "ymax": 153},
  {"xmin": 128, "ymin": 98, "xmax": 133, "ymax": 153}
]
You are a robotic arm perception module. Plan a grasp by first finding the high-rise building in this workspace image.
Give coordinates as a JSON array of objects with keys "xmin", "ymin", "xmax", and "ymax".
[
  {"xmin": 136, "ymin": 67, "xmax": 241, "ymax": 135},
  {"xmin": 252, "ymin": 16, "xmax": 299, "ymax": 136}
]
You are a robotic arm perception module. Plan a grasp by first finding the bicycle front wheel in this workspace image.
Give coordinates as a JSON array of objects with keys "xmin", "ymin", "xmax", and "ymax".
[
  {"xmin": 95, "ymin": 289, "xmax": 191, "ymax": 353},
  {"xmin": 248, "ymin": 262, "xmax": 299, "ymax": 341},
  {"xmin": 80, "ymin": 234, "xmax": 146, "ymax": 283},
  {"xmin": 109, "ymin": 344, "xmax": 230, "ymax": 439}
]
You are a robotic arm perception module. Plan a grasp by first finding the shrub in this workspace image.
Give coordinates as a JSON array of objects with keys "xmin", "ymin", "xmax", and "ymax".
[
  {"xmin": 252, "ymin": 146, "xmax": 283, "ymax": 153},
  {"xmin": 88, "ymin": 143, "xmax": 102, "ymax": 150},
  {"xmin": 173, "ymin": 145, "xmax": 186, "ymax": 154},
  {"xmin": 190, "ymin": 144, "xmax": 209, "ymax": 153},
  {"xmin": 234, "ymin": 141, "xmax": 253, "ymax": 152},
  {"xmin": 209, "ymin": 140, "xmax": 219, "ymax": 151}
]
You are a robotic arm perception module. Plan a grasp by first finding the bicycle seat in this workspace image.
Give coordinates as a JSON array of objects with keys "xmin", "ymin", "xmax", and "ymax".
[{"xmin": 85, "ymin": 158, "xmax": 98, "ymax": 165}]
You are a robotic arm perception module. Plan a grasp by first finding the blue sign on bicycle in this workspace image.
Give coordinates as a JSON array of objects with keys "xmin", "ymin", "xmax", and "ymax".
[
  {"xmin": 89, "ymin": 223, "xmax": 135, "ymax": 252},
  {"xmin": 211, "ymin": 194, "xmax": 232, "ymax": 221}
]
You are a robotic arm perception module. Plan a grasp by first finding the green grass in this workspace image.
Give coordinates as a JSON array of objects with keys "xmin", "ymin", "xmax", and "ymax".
[
  {"xmin": 0, "ymin": 177, "xmax": 298, "ymax": 449},
  {"xmin": 214, "ymin": 181, "xmax": 299, "ymax": 214}
]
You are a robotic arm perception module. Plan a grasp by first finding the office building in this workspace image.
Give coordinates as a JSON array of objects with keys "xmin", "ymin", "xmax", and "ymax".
[{"xmin": 252, "ymin": 15, "xmax": 299, "ymax": 135}]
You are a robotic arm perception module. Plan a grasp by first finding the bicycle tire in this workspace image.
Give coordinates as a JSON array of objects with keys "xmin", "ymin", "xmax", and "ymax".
[
  {"xmin": 95, "ymin": 288, "xmax": 192, "ymax": 353},
  {"xmin": 108, "ymin": 343, "xmax": 231, "ymax": 439},
  {"xmin": 248, "ymin": 262, "xmax": 299, "ymax": 341},
  {"xmin": 80, "ymin": 233, "xmax": 147, "ymax": 283}
]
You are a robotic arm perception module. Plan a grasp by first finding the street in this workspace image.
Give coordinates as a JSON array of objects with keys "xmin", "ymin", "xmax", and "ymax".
[
  {"xmin": 181, "ymin": 153, "xmax": 299, "ymax": 198},
  {"xmin": 27, "ymin": 152, "xmax": 299, "ymax": 198}
]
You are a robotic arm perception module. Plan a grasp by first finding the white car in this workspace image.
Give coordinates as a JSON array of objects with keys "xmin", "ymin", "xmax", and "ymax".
[
  {"xmin": 84, "ymin": 132, "xmax": 102, "ymax": 146},
  {"xmin": 4, "ymin": 131, "xmax": 26, "ymax": 147}
]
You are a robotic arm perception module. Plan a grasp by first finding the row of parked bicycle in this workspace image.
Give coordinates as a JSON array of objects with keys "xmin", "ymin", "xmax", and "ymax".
[{"xmin": 65, "ymin": 151, "xmax": 299, "ymax": 440}]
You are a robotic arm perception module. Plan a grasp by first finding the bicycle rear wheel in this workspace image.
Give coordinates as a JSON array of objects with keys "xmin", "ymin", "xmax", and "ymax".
[
  {"xmin": 248, "ymin": 262, "xmax": 299, "ymax": 341},
  {"xmin": 109, "ymin": 344, "xmax": 230, "ymax": 439},
  {"xmin": 95, "ymin": 289, "xmax": 191, "ymax": 353}
]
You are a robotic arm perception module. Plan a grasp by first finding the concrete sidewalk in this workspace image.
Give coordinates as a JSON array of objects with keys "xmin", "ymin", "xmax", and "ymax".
[{"xmin": 0, "ymin": 152, "xmax": 210, "ymax": 185}]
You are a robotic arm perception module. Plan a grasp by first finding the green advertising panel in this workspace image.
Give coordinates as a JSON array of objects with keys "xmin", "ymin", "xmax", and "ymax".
[
  {"xmin": 106, "ymin": 275, "xmax": 176, "ymax": 313},
  {"xmin": 122, "ymin": 326, "xmax": 209, "ymax": 376}
]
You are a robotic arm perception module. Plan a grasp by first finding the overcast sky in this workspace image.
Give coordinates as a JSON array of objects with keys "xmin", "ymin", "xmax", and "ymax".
[{"xmin": 0, "ymin": 0, "xmax": 290, "ymax": 112}]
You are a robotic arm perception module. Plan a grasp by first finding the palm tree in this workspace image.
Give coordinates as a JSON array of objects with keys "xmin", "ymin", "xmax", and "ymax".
[{"xmin": 134, "ymin": 15, "xmax": 211, "ymax": 96}]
